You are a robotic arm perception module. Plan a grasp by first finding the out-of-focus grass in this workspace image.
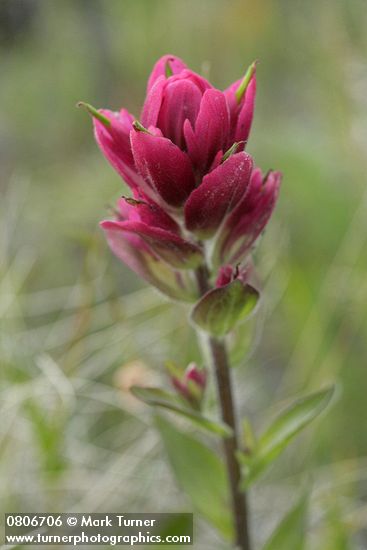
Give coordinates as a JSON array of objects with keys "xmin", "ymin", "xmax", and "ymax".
[{"xmin": 1, "ymin": 0, "xmax": 367, "ymax": 548}]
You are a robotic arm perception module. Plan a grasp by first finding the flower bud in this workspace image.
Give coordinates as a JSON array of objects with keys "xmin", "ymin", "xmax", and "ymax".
[{"xmin": 168, "ymin": 362, "xmax": 207, "ymax": 409}]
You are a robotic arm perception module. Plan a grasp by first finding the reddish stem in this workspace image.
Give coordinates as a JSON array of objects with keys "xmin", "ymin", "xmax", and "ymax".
[{"xmin": 195, "ymin": 267, "xmax": 251, "ymax": 550}]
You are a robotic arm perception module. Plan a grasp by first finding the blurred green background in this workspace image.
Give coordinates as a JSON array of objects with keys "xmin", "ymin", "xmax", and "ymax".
[{"xmin": 1, "ymin": 0, "xmax": 367, "ymax": 548}]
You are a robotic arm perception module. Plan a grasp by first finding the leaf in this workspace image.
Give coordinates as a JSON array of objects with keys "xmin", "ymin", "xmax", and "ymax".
[
  {"xmin": 323, "ymin": 504, "xmax": 351, "ymax": 550},
  {"xmin": 148, "ymin": 513, "xmax": 193, "ymax": 550},
  {"xmin": 262, "ymin": 497, "xmax": 308, "ymax": 550},
  {"xmin": 191, "ymin": 279, "xmax": 259, "ymax": 337},
  {"xmin": 131, "ymin": 386, "xmax": 232, "ymax": 437},
  {"xmin": 242, "ymin": 417, "xmax": 257, "ymax": 453},
  {"xmin": 156, "ymin": 415, "xmax": 233, "ymax": 540},
  {"xmin": 259, "ymin": 386, "xmax": 335, "ymax": 455},
  {"xmin": 239, "ymin": 386, "xmax": 335, "ymax": 487}
]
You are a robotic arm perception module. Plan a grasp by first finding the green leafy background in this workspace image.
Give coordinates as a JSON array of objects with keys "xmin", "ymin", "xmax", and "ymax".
[{"xmin": 1, "ymin": 0, "xmax": 366, "ymax": 548}]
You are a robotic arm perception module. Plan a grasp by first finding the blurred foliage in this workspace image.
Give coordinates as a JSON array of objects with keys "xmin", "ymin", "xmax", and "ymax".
[{"xmin": 1, "ymin": 0, "xmax": 367, "ymax": 548}]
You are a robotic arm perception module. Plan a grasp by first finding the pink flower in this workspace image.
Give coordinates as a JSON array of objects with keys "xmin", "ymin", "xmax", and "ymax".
[{"xmin": 82, "ymin": 54, "xmax": 281, "ymax": 300}]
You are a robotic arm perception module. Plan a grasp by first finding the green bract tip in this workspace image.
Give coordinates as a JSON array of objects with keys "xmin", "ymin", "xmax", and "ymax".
[
  {"xmin": 235, "ymin": 60, "xmax": 257, "ymax": 104},
  {"xmin": 165, "ymin": 60, "xmax": 173, "ymax": 78},
  {"xmin": 132, "ymin": 120, "xmax": 151, "ymax": 134},
  {"xmin": 77, "ymin": 102, "xmax": 111, "ymax": 126},
  {"xmin": 222, "ymin": 141, "xmax": 245, "ymax": 163},
  {"xmin": 123, "ymin": 196, "xmax": 147, "ymax": 207}
]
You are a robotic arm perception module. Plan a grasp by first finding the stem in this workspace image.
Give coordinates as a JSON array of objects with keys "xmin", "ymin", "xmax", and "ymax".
[
  {"xmin": 209, "ymin": 337, "xmax": 251, "ymax": 549},
  {"xmin": 195, "ymin": 267, "xmax": 251, "ymax": 550}
]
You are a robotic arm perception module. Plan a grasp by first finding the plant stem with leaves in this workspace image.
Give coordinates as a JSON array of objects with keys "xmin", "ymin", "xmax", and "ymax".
[{"xmin": 195, "ymin": 266, "xmax": 251, "ymax": 549}]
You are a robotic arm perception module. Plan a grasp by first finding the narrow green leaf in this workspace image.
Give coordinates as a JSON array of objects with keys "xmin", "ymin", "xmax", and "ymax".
[
  {"xmin": 77, "ymin": 102, "xmax": 111, "ymax": 126},
  {"xmin": 131, "ymin": 386, "xmax": 232, "ymax": 437},
  {"xmin": 262, "ymin": 497, "xmax": 308, "ymax": 550},
  {"xmin": 242, "ymin": 417, "xmax": 257, "ymax": 453},
  {"xmin": 235, "ymin": 60, "xmax": 256, "ymax": 103},
  {"xmin": 240, "ymin": 387, "xmax": 335, "ymax": 487},
  {"xmin": 191, "ymin": 279, "xmax": 259, "ymax": 337},
  {"xmin": 259, "ymin": 386, "xmax": 335, "ymax": 457},
  {"xmin": 156, "ymin": 415, "xmax": 233, "ymax": 540}
]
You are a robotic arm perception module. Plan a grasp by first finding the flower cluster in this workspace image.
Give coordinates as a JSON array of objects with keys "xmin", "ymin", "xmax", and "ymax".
[{"xmin": 84, "ymin": 54, "xmax": 281, "ymax": 301}]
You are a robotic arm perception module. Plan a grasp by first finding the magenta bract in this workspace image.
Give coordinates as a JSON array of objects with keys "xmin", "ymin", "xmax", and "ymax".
[
  {"xmin": 100, "ymin": 195, "xmax": 199, "ymax": 301},
  {"xmin": 89, "ymin": 54, "xmax": 281, "ymax": 299},
  {"xmin": 130, "ymin": 130, "xmax": 195, "ymax": 207},
  {"xmin": 184, "ymin": 152, "xmax": 253, "ymax": 238},
  {"xmin": 212, "ymin": 168, "xmax": 282, "ymax": 267}
]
